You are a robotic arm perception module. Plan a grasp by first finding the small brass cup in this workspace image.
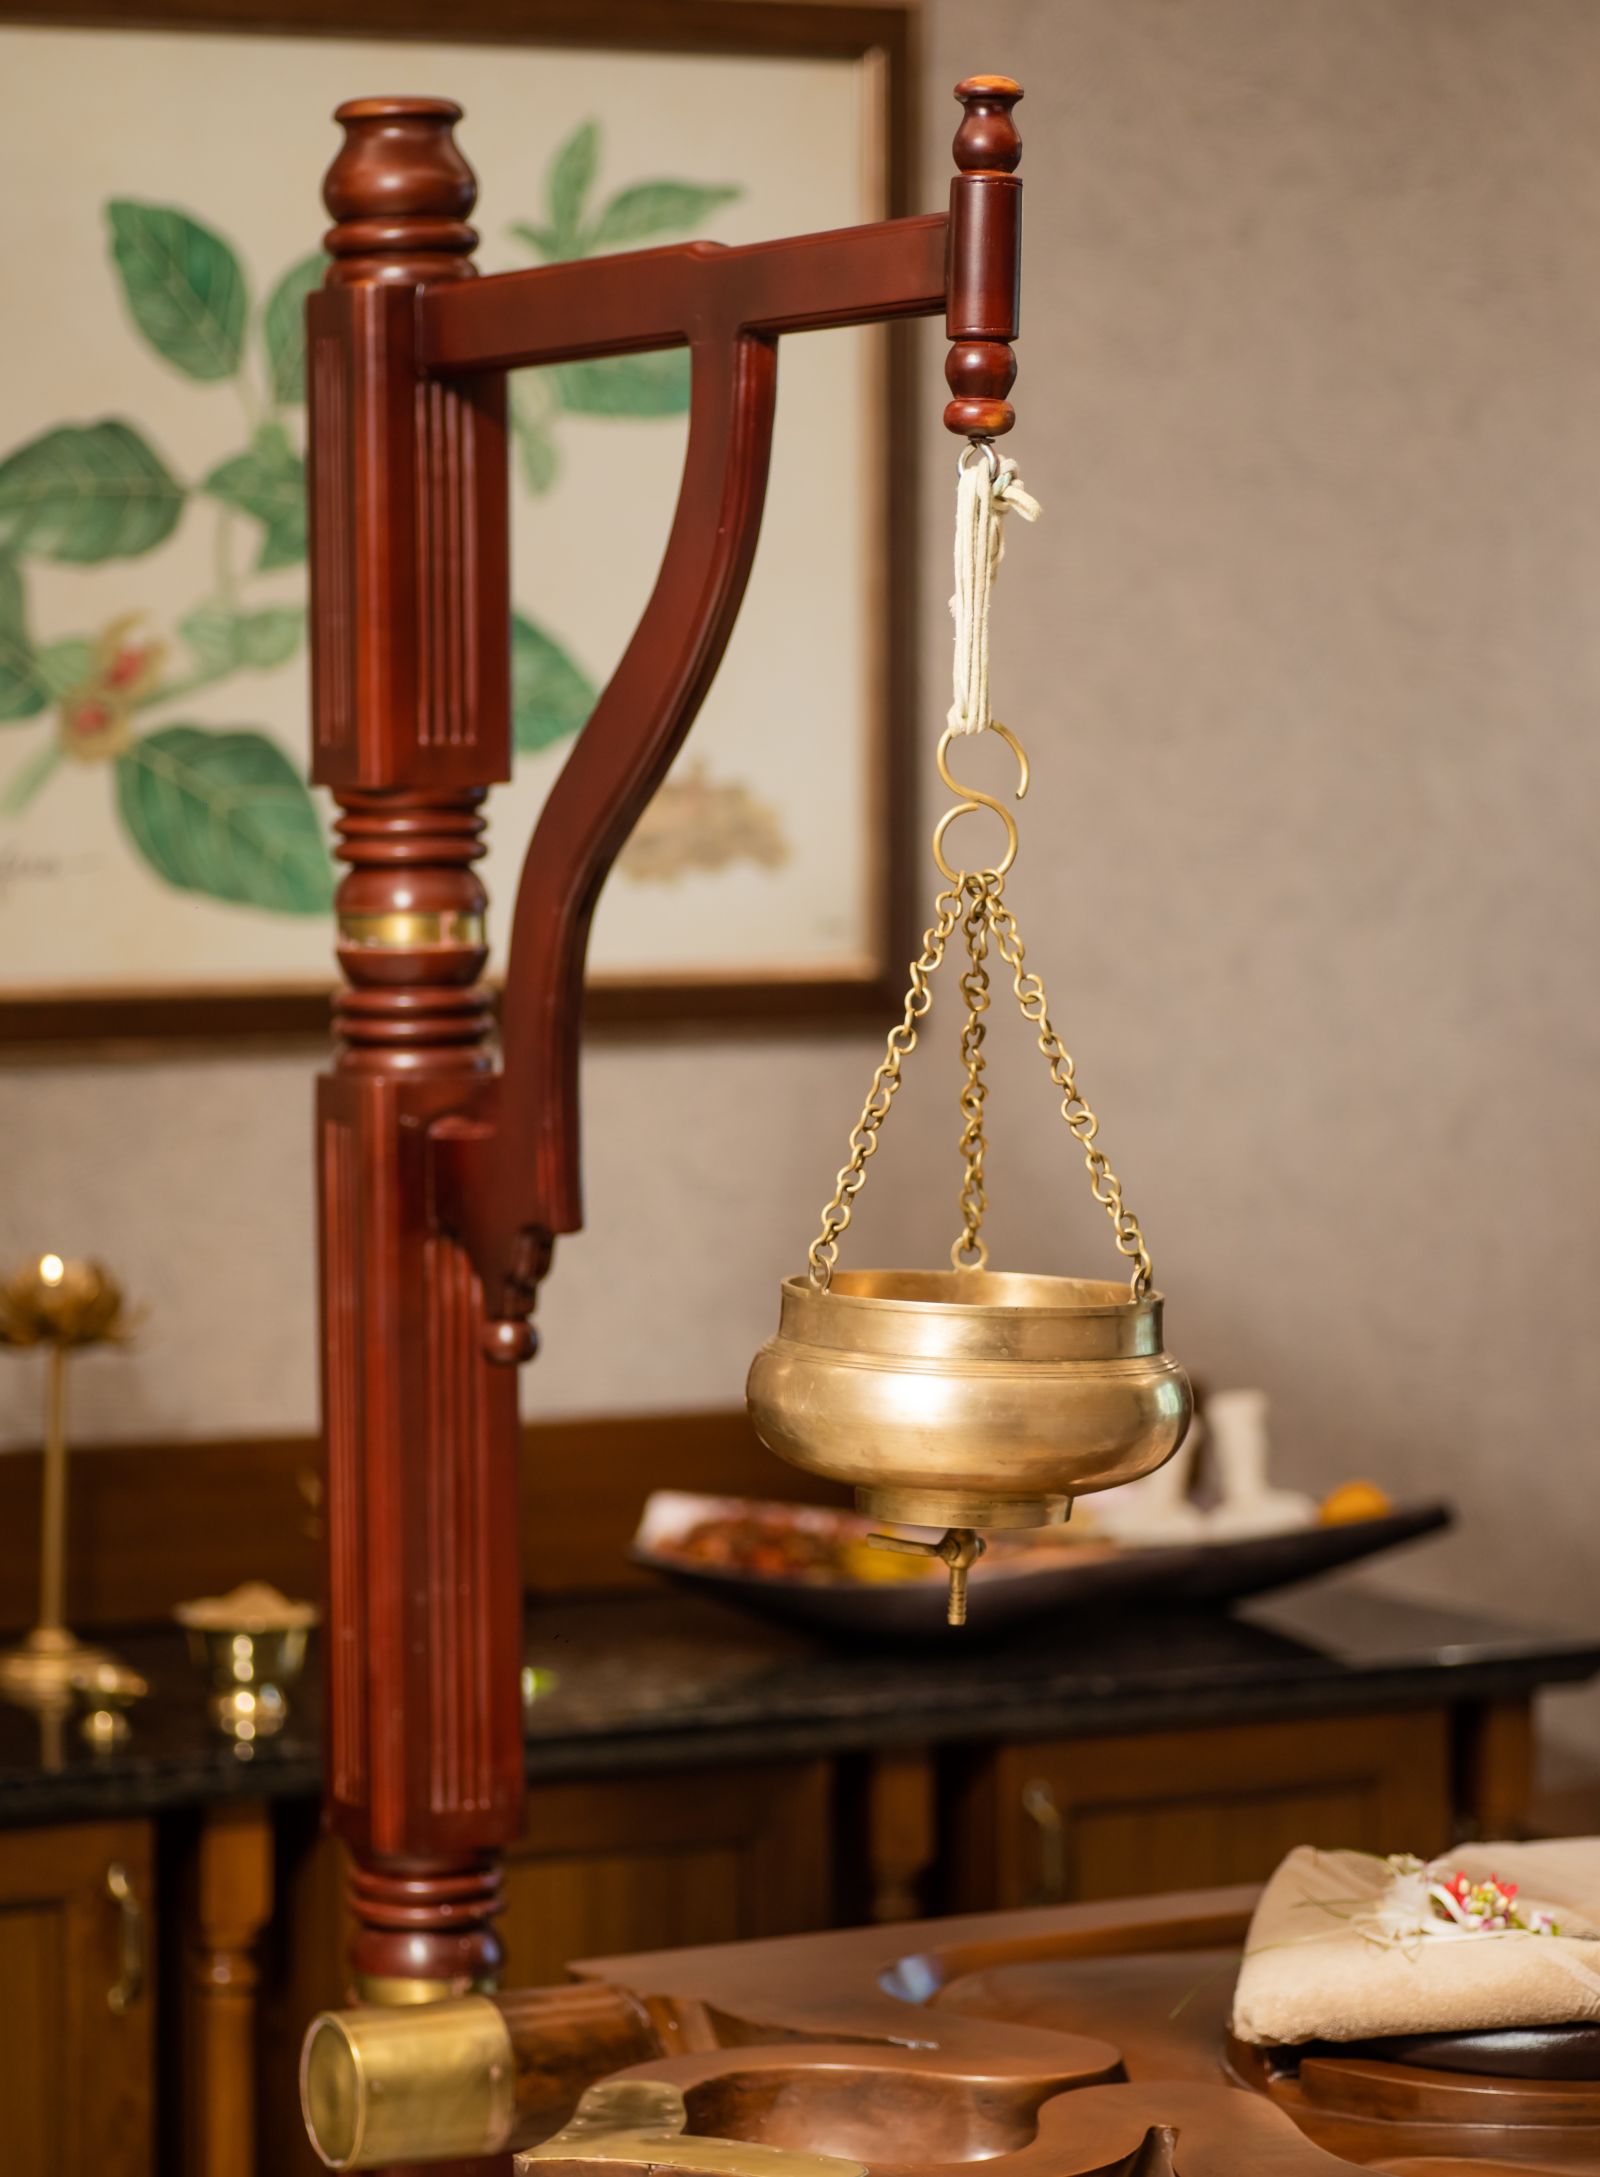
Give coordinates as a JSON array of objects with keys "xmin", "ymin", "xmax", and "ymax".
[{"xmin": 175, "ymin": 1583, "xmax": 316, "ymax": 1744}]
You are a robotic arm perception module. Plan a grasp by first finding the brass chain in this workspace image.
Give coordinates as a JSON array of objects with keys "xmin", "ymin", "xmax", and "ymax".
[
  {"xmin": 807, "ymin": 888, "xmax": 964, "ymax": 1290},
  {"xmin": 808, "ymin": 862, "xmax": 1154, "ymax": 1300},
  {"xmin": 805, "ymin": 448, "xmax": 1153, "ymax": 1299},
  {"xmin": 951, "ymin": 874, "xmax": 994, "ymax": 1269},
  {"xmin": 987, "ymin": 893, "xmax": 1153, "ymax": 1298},
  {"xmin": 808, "ymin": 689, "xmax": 1154, "ymax": 1300}
]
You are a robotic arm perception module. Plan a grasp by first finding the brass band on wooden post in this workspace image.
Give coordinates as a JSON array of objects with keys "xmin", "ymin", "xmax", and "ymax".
[{"xmin": 337, "ymin": 909, "xmax": 488, "ymax": 949}]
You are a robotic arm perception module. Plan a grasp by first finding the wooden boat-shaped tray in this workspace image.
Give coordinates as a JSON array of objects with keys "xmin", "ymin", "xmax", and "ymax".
[
  {"xmin": 537, "ymin": 1883, "xmax": 1600, "ymax": 2175},
  {"xmin": 631, "ymin": 1491, "xmax": 1453, "ymax": 1642}
]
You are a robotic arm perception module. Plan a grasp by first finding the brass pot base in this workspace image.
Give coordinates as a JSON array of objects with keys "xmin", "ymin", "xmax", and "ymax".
[{"xmin": 859, "ymin": 1486, "xmax": 1070, "ymax": 1532}]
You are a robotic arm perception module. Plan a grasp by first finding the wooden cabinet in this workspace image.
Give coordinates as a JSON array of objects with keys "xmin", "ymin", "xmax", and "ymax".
[
  {"xmin": 0, "ymin": 1701, "xmax": 1523, "ymax": 2177},
  {"xmin": 943, "ymin": 1710, "xmax": 1453, "ymax": 1912},
  {"xmin": 0, "ymin": 1818, "xmax": 154, "ymax": 2177},
  {"xmin": 501, "ymin": 1760, "xmax": 834, "ymax": 1984}
]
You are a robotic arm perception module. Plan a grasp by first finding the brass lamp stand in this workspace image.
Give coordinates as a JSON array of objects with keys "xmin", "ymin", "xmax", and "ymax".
[{"xmin": 0, "ymin": 1254, "xmax": 132, "ymax": 1708}]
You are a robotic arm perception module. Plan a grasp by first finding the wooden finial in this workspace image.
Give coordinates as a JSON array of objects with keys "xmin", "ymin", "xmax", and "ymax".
[
  {"xmin": 952, "ymin": 74, "xmax": 1023, "ymax": 173},
  {"xmin": 322, "ymin": 95, "xmax": 479, "ymax": 285},
  {"xmin": 944, "ymin": 75, "xmax": 1023, "ymax": 436}
]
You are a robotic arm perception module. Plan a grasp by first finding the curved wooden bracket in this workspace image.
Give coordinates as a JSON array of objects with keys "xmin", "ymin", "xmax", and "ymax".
[{"xmin": 436, "ymin": 328, "xmax": 779, "ymax": 1307}]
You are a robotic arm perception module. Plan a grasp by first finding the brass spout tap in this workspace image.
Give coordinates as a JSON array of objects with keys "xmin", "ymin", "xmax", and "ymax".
[{"xmin": 868, "ymin": 1527, "xmax": 987, "ymax": 1626}]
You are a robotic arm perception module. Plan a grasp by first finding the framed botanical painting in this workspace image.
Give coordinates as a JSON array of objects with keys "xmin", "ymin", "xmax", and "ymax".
[{"xmin": 0, "ymin": 1, "xmax": 915, "ymax": 1041}]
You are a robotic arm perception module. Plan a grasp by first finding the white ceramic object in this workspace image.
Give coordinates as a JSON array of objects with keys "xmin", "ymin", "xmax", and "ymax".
[
  {"xmin": 1200, "ymin": 1387, "xmax": 1316, "ymax": 1539},
  {"xmin": 1093, "ymin": 1411, "xmax": 1208, "ymax": 1543}
]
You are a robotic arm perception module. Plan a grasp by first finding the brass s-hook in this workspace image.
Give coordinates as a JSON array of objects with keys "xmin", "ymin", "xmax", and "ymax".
[{"xmin": 931, "ymin": 723, "xmax": 1030, "ymax": 882}]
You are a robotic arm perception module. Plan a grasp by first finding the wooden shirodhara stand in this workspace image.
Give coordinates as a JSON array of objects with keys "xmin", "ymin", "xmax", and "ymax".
[
  {"xmin": 307, "ymin": 54, "xmax": 1019, "ymax": 2094},
  {"xmin": 303, "ymin": 75, "xmax": 1599, "ymax": 2177}
]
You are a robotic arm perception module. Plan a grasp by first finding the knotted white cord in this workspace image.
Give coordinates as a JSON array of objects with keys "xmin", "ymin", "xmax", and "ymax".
[{"xmin": 947, "ymin": 447, "xmax": 1041, "ymax": 736}]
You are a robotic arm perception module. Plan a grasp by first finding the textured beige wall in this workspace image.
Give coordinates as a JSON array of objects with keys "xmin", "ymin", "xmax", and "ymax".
[
  {"xmin": 908, "ymin": 0, "xmax": 1600, "ymax": 1701},
  {"xmin": 1, "ymin": 1, "xmax": 1597, "ymax": 1737}
]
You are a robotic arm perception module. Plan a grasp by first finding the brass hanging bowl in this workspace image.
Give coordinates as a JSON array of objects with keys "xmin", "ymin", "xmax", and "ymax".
[
  {"xmin": 747, "ymin": 1267, "xmax": 1190, "ymax": 1533},
  {"xmin": 745, "ymin": 455, "xmax": 1189, "ymax": 1622}
]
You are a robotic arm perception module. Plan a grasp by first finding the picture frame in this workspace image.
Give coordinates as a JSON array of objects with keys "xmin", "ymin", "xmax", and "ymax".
[{"xmin": 0, "ymin": 0, "xmax": 916, "ymax": 1045}]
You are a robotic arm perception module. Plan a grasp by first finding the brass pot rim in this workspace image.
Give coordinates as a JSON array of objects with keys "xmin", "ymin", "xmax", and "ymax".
[{"xmin": 786, "ymin": 1268, "xmax": 1161, "ymax": 1320}]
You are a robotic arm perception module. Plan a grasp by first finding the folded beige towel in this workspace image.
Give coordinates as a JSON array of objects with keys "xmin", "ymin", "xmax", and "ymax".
[{"xmin": 1231, "ymin": 1839, "xmax": 1600, "ymax": 2046}]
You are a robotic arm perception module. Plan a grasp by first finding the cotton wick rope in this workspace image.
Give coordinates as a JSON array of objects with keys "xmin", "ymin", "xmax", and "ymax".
[{"xmin": 947, "ymin": 448, "xmax": 1041, "ymax": 737}]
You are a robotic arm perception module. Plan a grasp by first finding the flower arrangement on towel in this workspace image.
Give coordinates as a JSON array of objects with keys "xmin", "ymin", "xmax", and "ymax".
[
  {"xmin": 1368, "ymin": 1856, "xmax": 1562, "ymax": 1947},
  {"xmin": 1230, "ymin": 1841, "xmax": 1600, "ymax": 2046}
]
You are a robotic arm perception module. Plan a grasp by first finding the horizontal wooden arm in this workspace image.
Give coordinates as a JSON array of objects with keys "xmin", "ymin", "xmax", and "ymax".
[{"xmin": 417, "ymin": 213, "xmax": 950, "ymax": 377}]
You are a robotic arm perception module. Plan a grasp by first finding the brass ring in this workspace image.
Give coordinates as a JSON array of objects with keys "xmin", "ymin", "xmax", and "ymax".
[
  {"xmin": 337, "ymin": 909, "xmax": 487, "ymax": 949},
  {"xmin": 931, "ymin": 723, "xmax": 1029, "ymax": 883}
]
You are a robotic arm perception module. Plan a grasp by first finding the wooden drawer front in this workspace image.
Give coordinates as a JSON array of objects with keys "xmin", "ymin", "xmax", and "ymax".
[
  {"xmin": 0, "ymin": 1818, "xmax": 154, "ymax": 2177},
  {"xmin": 949, "ymin": 1711, "xmax": 1452, "ymax": 1912},
  {"xmin": 500, "ymin": 1760, "xmax": 835, "ymax": 1986}
]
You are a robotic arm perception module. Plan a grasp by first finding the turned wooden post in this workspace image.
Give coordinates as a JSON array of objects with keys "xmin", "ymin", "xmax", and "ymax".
[
  {"xmin": 944, "ymin": 76, "xmax": 1022, "ymax": 437},
  {"xmin": 182, "ymin": 1803, "xmax": 275, "ymax": 2177},
  {"xmin": 307, "ymin": 97, "xmax": 524, "ymax": 2034}
]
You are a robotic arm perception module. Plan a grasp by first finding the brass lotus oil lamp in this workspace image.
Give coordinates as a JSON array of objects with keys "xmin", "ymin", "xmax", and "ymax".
[
  {"xmin": 0, "ymin": 1253, "xmax": 136, "ymax": 1706},
  {"xmin": 748, "ymin": 450, "xmax": 1191, "ymax": 1622}
]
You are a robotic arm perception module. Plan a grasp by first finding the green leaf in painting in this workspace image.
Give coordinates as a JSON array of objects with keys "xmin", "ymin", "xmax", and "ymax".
[
  {"xmin": 181, "ymin": 601, "xmax": 305, "ymax": 677},
  {"xmin": 115, "ymin": 723, "xmax": 332, "ymax": 914},
  {"xmin": 546, "ymin": 120, "xmax": 599, "ymax": 258},
  {"xmin": 586, "ymin": 180, "xmax": 740, "ymax": 252},
  {"xmin": 261, "ymin": 252, "xmax": 323, "ymax": 406},
  {"xmin": 509, "ymin": 376, "xmax": 560, "ymax": 495},
  {"xmin": 511, "ymin": 412, "xmax": 559, "ymax": 495},
  {"xmin": 509, "ymin": 221, "xmax": 561, "ymax": 260},
  {"xmin": 106, "ymin": 201, "xmax": 248, "ymax": 383},
  {"xmin": 202, "ymin": 424, "xmax": 306, "ymax": 569},
  {"xmin": 552, "ymin": 351, "xmax": 691, "ymax": 418},
  {"xmin": 0, "ymin": 739, "xmax": 62, "ymax": 818},
  {"xmin": 511, "ymin": 613, "xmax": 595, "ymax": 753},
  {"xmin": 0, "ymin": 558, "xmax": 45, "ymax": 722},
  {"xmin": 35, "ymin": 638, "xmax": 95, "ymax": 699},
  {"xmin": 0, "ymin": 420, "xmax": 186, "ymax": 564}
]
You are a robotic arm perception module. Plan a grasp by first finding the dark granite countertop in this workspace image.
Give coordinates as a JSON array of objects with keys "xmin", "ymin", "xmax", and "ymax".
[{"xmin": 1, "ymin": 1576, "xmax": 1596, "ymax": 1828}]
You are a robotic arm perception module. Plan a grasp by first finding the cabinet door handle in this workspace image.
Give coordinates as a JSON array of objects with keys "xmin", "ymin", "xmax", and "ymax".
[
  {"xmin": 1021, "ymin": 1777, "xmax": 1066, "ymax": 1905},
  {"xmin": 105, "ymin": 1861, "xmax": 145, "ymax": 2014}
]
